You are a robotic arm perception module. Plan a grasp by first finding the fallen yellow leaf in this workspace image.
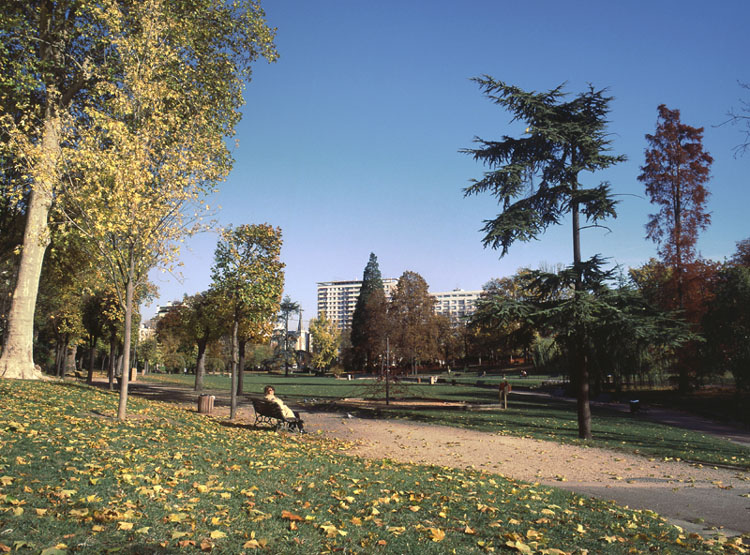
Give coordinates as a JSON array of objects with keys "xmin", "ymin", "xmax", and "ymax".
[{"xmin": 430, "ymin": 528, "xmax": 446, "ymax": 542}]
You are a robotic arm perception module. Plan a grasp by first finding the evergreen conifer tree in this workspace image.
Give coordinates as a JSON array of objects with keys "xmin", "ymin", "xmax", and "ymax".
[
  {"xmin": 463, "ymin": 77, "xmax": 625, "ymax": 439},
  {"xmin": 350, "ymin": 253, "xmax": 387, "ymax": 371}
]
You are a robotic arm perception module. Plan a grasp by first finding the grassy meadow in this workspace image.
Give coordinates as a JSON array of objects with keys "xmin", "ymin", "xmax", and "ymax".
[{"xmin": 1, "ymin": 380, "xmax": 745, "ymax": 553}]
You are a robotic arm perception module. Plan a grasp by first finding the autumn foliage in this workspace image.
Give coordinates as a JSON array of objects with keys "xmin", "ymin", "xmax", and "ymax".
[{"xmin": 638, "ymin": 105, "xmax": 713, "ymax": 309}]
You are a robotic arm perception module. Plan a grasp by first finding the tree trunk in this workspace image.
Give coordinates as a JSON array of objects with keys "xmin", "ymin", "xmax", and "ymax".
[
  {"xmin": 575, "ymin": 342, "xmax": 592, "ymax": 439},
  {"xmin": 55, "ymin": 339, "xmax": 64, "ymax": 377},
  {"xmin": 87, "ymin": 335, "xmax": 97, "ymax": 384},
  {"xmin": 571, "ymin": 173, "xmax": 592, "ymax": 440},
  {"xmin": 0, "ymin": 115, "xmax": 60, "ymax": 380},
  {"xmin": 230, "ymin": 318, "xmax": 239, "ymax": 419},
  {"xmin": 237, "ymin": 338, "xmax": 246, "ymax": 395},
  {"xmin": 284, "ymin": 320, "xmax": 290, "ymax": 377},
  {"xmin": 108, "ymin": 337, "xmax": 117, "ymax": 391},
  {"xmin": 117, "ymin": 269, "xmax": 135, "ymax": 421},
  {"xmin": 64, "ymin": 343, "xmax": 77, "ymax": 376},
  {"xmin": 194, "ymin": 340, "xmax": 207, "ymax": 391}
]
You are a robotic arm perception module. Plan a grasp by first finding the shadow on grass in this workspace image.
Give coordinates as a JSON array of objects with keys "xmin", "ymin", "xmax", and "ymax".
[{"xmin": 218, "ymin": 419, "xmax": 276, "ymax": 433}]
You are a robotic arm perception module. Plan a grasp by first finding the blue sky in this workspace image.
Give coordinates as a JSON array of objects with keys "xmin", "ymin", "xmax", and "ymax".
[{"xmin": 145, "ymin": 0, "xmax": 750, "ymax": 325}]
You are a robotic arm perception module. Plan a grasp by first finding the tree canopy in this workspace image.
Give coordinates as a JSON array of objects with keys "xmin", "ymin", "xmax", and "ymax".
[
  {"xmin": 639, "ymin": 105, "xmax": 713, "ymax": 285},
  {"xmin": 463, "ymin": 77, "xmax": 625, "ymax": 439},
  {"xmin": 0, "ymin": 0, "xmax": 277, "ymax": 386},
  {"xmin": 211, "ymin": 223, "xmax": 284, "ymax": 418}
]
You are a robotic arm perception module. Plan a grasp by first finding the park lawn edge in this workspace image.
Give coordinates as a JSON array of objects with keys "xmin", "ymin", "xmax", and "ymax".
[
  {"xmin": 140, "ymin": 372, "xmax": 750, "ymax": 470},
  {"xmin": 1, "ymin": 380, "xmax": 745, "ymax": 554}
]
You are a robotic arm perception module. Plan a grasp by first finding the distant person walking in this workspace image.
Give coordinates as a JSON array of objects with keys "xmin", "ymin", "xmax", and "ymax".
[{"xmin": 498, "ymin": 380, "xmax": 511, "ymax": 410}]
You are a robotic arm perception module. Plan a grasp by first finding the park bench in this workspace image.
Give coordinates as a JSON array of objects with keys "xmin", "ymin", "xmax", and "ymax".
[{"xmin": 251, "ymin": 398, "xmax": 302, "ymax": 432}]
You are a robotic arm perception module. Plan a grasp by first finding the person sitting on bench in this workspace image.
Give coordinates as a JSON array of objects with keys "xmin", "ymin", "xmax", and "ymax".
[{"xmin": 264, "ymin": 385, "xmax": 304, "ymax": 431}]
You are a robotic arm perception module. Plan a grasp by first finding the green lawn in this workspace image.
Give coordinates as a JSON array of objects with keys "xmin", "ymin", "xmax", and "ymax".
[
  {"xmin": 142, "ymin": 372, "xmax": 750, "ymax": 469},
  {"xmin": 0, "ymin": 380, "xmax": 740, "ymax": 554},
  {"xmin": 141, "ymin": 371, "xmax": 555, "ymax": 401}
]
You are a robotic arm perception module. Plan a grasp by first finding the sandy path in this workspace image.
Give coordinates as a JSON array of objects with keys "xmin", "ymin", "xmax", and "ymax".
[
  {"xmin": 303, "ymin": 412, "xmax": 750, "ymax": 537},
  {"xmin": 119, "ymin": 381, "xmax": 750, "ymax": 537}
]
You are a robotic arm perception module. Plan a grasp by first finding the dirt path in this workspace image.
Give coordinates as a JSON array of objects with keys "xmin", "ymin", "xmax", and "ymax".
[
  {"xmin": 304, "ymin": 412, "xmax": 750, "ymax": 537},
  {"xmin": 119, "ymin": 380, "xmax": 750, "ymax": 538}
]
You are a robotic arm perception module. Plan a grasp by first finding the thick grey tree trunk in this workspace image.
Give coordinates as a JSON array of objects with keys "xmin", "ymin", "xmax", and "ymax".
[{"xmin": 0, "ymin": 116, "xmax": 60, "ymax": 380}]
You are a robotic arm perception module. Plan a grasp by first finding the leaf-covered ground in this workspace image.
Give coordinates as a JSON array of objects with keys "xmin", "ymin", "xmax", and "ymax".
[
  {"xmin": 1, "ymin": 381, "xmax": 746, "ymax": 554},
  {"xmin": 142, "ymin": 373, "xmax": 750, "ymax": 469}
]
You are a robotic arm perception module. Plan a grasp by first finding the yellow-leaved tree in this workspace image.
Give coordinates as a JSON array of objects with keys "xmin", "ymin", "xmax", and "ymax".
[
  {"xmin": 211, "ymin": 224, "xmax": 284, "ymax": 419},
  {"xmin": 0, "ymin": 0, "xmax": 276, "ymax": 392},
  {"xmin": 62, "ymin": 0, "xmax": 276, "ymax": 419}
]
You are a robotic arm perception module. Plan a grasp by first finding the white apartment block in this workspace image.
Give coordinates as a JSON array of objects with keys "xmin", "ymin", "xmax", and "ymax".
[
  {"xmin": 317, "ymin": 280, "xmax": 481, "ymax": 329},
  {"xmin": 317, "ymin": 279, "xmax": 398, "ymax": 329},
  {"xmin": 430, "ymin": 289, "xmax": 482, "ymax": 321}
]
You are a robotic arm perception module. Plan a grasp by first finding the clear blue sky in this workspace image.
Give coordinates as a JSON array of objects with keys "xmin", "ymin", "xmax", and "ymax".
[{"xmin": 145, "ymin": 0, "xmax": 750, "ymax": 326}]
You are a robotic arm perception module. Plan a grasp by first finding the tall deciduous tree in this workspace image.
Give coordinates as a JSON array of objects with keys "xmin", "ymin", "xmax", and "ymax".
[
  {"xmin": 0, "ymin": 1, "xmax": 108, "ymax": 379},
  {"xmin": 639, "ymin": 104, "xmax": 713, "ymax": 310},
  {"xmin": 0, "ymin": 0, "xmax": 277, "ymax": 385},
  {"xmin": 463, "ymin": 77, "xmax": 625, "ymax": 439},
  {"xmin": 638, "ymin": 105, "xmax": 713, "ymax": 392},
  {"xmin": 388, "ymin": 271, "xmax": 438, "ymax": 374},
  {"xmin": 211, "ymin": 224, "xmax": 284, "ymax": 419},
  {"xmin": 350, "ymin": 253, "xmax": 388, "ymax": 371},
  {"xmin": 64, "ymin": 0, "xmax": 272, "ymax": 420}
]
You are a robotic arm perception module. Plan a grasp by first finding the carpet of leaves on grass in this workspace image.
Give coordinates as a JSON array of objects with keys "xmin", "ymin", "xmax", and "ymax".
[{"xmin": 0, "ymin": 380, "xmax": 744, "ymax": 554}]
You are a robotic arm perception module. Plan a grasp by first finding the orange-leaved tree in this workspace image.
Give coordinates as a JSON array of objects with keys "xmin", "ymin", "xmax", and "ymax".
[{"xmin": 638, "ymin": 104, "xmax": 714, "ymax": 392}]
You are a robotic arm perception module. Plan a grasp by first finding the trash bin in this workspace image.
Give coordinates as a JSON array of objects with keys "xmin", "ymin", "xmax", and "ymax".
[
  {"xmin": 198, "ymin": 394, "xmax": 215, "ymax": 414},
  {"xmin": 629, "ymin": 399, "xmax": 640, "ymax": 414}
]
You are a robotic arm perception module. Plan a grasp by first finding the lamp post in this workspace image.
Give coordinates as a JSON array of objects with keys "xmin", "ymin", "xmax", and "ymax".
[{"xmin": 385, "ymin": 336, "xmax": 390, "ymax": 406}]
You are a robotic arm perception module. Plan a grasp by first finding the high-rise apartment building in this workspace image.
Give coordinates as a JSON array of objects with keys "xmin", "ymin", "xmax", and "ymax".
[
  {"xmin": 317, "ymin": 279, "xmax": 398, "ymax": 329},
  {"xmin": 317, "ymin": 280, "xmax": 481, "ymax": 329},
  {"xmin": 430, "ymin": 289, "xmax": 482, "ymax": 320}
]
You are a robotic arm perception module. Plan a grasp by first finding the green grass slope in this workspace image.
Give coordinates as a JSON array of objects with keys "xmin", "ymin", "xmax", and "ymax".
[{"xmin": 0, "ymin": 381, "xmax": 742, "ymax": 554}]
